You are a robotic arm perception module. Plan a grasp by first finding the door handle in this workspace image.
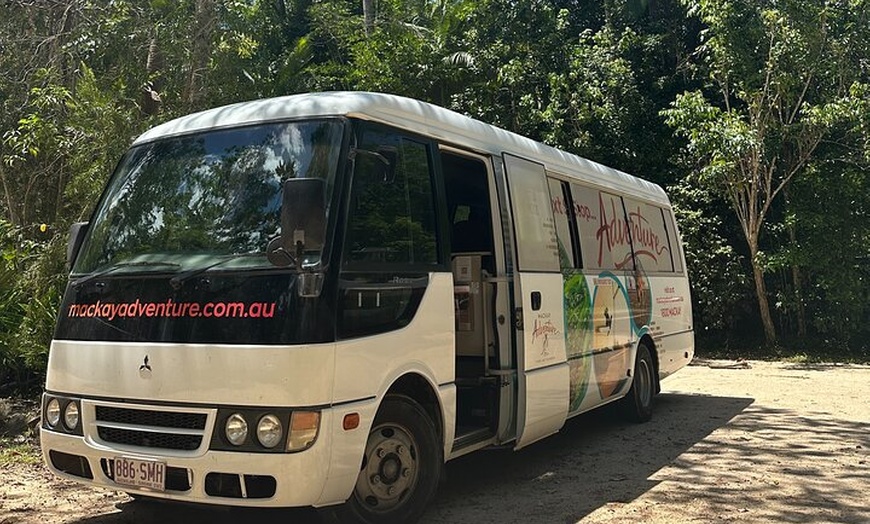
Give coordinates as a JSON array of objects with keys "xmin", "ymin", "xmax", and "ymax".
[{"xmin": 531, "ymin": 291, "xmax": 541, "ymax": 311}]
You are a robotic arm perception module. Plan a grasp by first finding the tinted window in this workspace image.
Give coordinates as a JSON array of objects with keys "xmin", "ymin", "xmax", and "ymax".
[
  {"xmin": 548, "ymin": 177, "xmax": 577, "ymax": 269},
  {"xmin": 623, "ymin": 197, "xmax": 674, "ymax": 273},
  {"xmin": 74, "ymin": 120, "xmax": 344, "ymax": 274},
  {"xmin": 571, "ymin": 184, "xmax": 634, "ymax": 271},
  {"xmin": 504, "ymin": 154, "xmax": 560, "ymax": 272},
  {"xmin": 339, "ymin": 127, "xmax": 440, "ymax": 339},
  {"xmin": 663, "ymin": 210, "xmax": 684, "ymax": 273},
  {"xmin": 343, "ymin": 131, "xmax": 438, "ymax": 267}
]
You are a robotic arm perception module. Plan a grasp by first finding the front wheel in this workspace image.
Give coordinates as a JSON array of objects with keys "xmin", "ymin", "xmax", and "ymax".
[
  {"xmin": 620, "ymin": 342, "xmax": 656, "ymax": 422},
  {"xmin": 329, "ymin": 395, "xmax": 442, "ymax": 524}
]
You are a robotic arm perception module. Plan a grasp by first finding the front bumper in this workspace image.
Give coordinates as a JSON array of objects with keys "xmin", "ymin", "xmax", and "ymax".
[{"xmin": 40, "ymin": 397, "xmax": 378, "ymax": 508}]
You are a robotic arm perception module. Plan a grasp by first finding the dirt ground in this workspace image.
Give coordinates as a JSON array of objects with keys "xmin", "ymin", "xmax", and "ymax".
[{"xmin": 1, "ymin": 359, "xmax": 868, "ymax": 523}]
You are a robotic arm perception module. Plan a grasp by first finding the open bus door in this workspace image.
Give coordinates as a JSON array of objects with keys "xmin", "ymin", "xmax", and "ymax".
[{"xmin": 502, "ymin": 154, "xmax": 570, "ymax": 449}]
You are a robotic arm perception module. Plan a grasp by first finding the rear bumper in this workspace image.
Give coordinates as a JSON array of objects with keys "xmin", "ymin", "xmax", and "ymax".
[{"xmin": 658, "ymin": 329, "xmax": 694, "ymax": 379}]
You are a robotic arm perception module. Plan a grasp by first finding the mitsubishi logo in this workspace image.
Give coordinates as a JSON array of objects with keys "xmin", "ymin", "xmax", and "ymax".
[{"xmin": 139, "ymin": 355, "xmax": 152, "ymax": 372}]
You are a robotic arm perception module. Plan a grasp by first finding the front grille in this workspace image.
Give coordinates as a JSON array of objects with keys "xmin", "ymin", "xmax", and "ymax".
[
  {"xmin": 98, "ymin": 426, "xmax": 202, "ymax": 451},
  {"xmin": 94, "ymin": 404, "xmax": 208, "ymax": 452},
  {"xmin": 96, "ymin": 406, "xmax": 206, "ymax": 430}
]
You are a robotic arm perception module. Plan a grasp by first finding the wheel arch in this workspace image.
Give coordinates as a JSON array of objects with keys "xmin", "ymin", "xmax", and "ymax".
[{"xmin": 383, "ymin": 372, "xmax": 444, "ymax": 443}]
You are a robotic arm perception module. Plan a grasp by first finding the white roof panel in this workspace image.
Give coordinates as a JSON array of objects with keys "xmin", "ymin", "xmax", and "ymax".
[{"xmin": 133, "ymin": 92, "xmax": 668, "ymax": 205}]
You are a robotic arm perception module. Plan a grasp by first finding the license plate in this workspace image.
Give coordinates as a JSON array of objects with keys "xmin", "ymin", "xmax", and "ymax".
[{"xmin": 113, "ymin": 456, "xmax": 166, "ymax": 491}]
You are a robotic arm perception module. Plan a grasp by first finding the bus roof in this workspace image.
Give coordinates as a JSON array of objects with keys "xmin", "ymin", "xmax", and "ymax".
[{"xmin": 134, "ymin": 92, "xmax": 669, "ymax": 205}]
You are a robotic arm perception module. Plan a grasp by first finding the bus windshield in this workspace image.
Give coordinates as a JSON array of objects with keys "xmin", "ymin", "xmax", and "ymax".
[{"xmin": 73, "ymin": 119, "xmax": 345, "ymax": 276}]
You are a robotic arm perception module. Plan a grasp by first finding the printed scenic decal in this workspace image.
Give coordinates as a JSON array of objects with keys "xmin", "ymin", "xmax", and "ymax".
[
  {"xmin": 556, "ymin": 235, "xmax": 592, "ymax": 411},
  {"xmin": 563, "ymin": 269, "xmax": 592, "ymax": 412},
  {"xmin": 625, "ymin": 204, "xmax": 671, "ymax": 268},
  {"xmin": 549, "ymin": 179, "xmax": 684, "ymax": 413},
  {"xmin": 594, "ymin": 193, "xmax": 634, "ymax": 269},
  {"xmin": 628, "ymin": 264, "xmax": 652, "ymax": 329},
  {"xmin": 551, "ymin": 183, "xmax": 686, "ymax": 413},
  {"xmin": 591, "ymin": 274, "xmax": 632, "ymax": 399}
]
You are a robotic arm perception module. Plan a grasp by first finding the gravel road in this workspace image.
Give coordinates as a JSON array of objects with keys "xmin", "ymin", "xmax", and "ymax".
[{"xmin": 1, "ymin": 359, "xmax": 868, "ymax": 523}]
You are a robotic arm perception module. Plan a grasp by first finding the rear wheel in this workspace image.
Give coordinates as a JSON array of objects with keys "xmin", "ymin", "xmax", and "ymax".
[
  {"xmin": 329, "ymin": 395, "xmax": 442, "ymax": 524},
  {"xmin": 620, "ymin": 342, "xmax": 656, "ymax": 422}
]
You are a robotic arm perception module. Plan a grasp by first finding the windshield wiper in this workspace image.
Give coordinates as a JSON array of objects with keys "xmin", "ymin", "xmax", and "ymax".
[
  {"xmin": 72, "ymin": 261, "xmax": 182, "ymax": 288},
  {"xmin": 169, "ymin": 253, "xmax": 266, "ymax": 290}
]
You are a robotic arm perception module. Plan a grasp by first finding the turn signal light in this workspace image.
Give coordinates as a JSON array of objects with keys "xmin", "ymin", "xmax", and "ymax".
[
  {"xmin": 287, "ymin": 411, "xmax": 320, "ymax": 452},
  {"xmin": 343, "ymin": 413, "xmax": 360, "ymax": 431}
]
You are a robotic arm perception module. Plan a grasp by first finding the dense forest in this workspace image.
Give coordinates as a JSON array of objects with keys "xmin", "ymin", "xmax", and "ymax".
[{"xmin": 1, "ymin": 0, "xmax": 868, "ymax": 388}]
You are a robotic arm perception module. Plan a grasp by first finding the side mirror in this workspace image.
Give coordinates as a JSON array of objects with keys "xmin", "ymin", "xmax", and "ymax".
[
  {"xmin": 67, "ymin": 222, "xmax": 89, "ymax": 269},
  {"xmin": 268, "ymin": 178, "xmax": 326, "ymax": 267}
]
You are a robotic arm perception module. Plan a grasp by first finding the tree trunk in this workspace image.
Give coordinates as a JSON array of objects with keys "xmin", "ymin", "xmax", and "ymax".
[
  {"xmin": 362, "ymin": 0, "xmax": 375, "ymax": 35},
  {"xmin": 749, "ymin": 243, "xmax": 777, "ymax": 345},
  {"xmin": 0, "ymin": 168, "xmax": 19, "ymax": 226},
  {"xmin": 184, "ymin": 0, "xmax": 216, "ymax": 108},
  {"xmin": 784, "ymin": 186, "xmax": 806, "ymax": 338},
  {"xmin": 791, "ymin": 261, "xmax": 806, "ymax": 336},
  {"xmin": 142, "ymin": 32, "xmax": 163, "ymax": 116}
]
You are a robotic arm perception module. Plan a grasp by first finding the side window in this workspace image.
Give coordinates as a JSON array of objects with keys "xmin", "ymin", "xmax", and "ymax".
[
  {"xmin": 623, "ymin": 197, "xmax": 674, "ymax": 273},
  {"xmin": 338, "ymin": 127, "xmax": 440, "ymax": 339},
  {"xmin": 663, "ymin": 210, "xmax": 685, "ymax": 273},
  {"xmin": 343, "ymin": 131, "xmax": 439, "ymax": 267},
  {"xmin": 547, "ymin": 177, "xmax": 577, "ymax": 270},
  {"xmin": 503, "ymin": 154, "xmax": 560, "ymax": 272},
  {"xmin": 571, "ymin": 184, "xmax": 634, "ymax": 271}
]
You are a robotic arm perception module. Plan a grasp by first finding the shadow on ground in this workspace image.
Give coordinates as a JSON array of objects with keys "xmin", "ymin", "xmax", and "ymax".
[
  {"xmin": 55, "ymin": 392, "xmax": 753, "ymax": 524},
  {"xmin": 422, "ymin": 392, "xmax": 753, "ymax": 523},
  {"xmin": 641, "ymin": 403, "xmax": 870, "ymax": 523}
]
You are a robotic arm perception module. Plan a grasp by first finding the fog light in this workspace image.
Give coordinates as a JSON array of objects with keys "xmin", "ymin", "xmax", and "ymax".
[
  {"xmin": 63, "ymin": 402, "xmax": 80, "ymax": 430},
  {"xmin": 46, "ymin": 398, "xmax": 61, "ymax": 428},
  {"xmin": 225, "ymin": 413, "xmax": 248, "ymax": 446},
  {"xmin": 256, "ymin": 414, "xmax": 283, "ymax": 449},
  {"xmin": 287, "ymin": 411, "xmax": 320, "ymax": 452}
]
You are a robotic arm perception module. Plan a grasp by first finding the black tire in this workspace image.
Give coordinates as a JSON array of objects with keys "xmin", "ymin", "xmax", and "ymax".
[
  {"xmin": 325, "ymin": 395, "xmax": 443, "ymax": 524},
  {"xmin": 620, "ymin": 343, "xmax": 656, "ymax": 423}
]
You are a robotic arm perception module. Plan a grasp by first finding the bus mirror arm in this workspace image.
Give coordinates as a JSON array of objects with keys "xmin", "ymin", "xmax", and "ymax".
[
  {"xmin": 349, "ymin": 147, "xmax": 397, "ymax": 182},
  {"xmin": 67, "ymin": 222, "xmax": 89, "ymax": 270}
]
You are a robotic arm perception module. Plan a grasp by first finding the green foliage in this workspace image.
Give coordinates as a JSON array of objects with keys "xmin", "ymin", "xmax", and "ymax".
[
  {"xmin": 1, "ymin": 0, "xmax": 869, "ymax": 390},
  {"xmin": 0, "ymin": 440, "xmax": 42, "ymax": 466},
  {"xmin": 669, "ymin": 181, "xmax": 750, "ymax": 341},
  {"xmin": 1, "ymin": 220, "xmax": 63, "ymax": 387},
  {"xmin": 771, "ymin": 161, "xmax": 870, "ymax": 347},
  {"xmin": 544, "ymin": 27, "xmax": 642, "ymax": 161},
  {"xmin": 665, "ymin": 0, "xmax": 870, "ymax": 346}
]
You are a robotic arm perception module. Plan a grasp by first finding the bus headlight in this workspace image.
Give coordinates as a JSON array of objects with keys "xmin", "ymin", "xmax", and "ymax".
[
  {"xmin": 225, "ymin": 413, "xmax": 248, "ymax": 446},
  {"xmin": 210, "ymin": 407, "xmax": 309, "ymax": 452},
  {"xmin": 287, "ymin": 411, "xmax": 320, "ymax": 452},
  {"xmin": 256, "ymin": 415, "xmax": 283, "ymax": 449},
  {"xmin": 63, "ymin": 401, "xmax": 80, "ymax": 430},
  {"xmin": 45, "ymin": 398, "xmax": 61, "ymax": 428}
]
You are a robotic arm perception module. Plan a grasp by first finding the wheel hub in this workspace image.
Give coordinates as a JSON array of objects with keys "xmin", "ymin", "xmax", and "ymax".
[
  {"xmin": 355, "ymin": 425, "xmax": 418, "ymax": 511},
  {"xmin": 379, "ymin": 453, "xmax": 401, "ymax": 483}
]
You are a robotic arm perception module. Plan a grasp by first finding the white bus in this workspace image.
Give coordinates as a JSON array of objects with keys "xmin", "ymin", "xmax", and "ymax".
[{"xmin": 41, "ymin": 92, "xmax": 693, "ymax": 523}]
